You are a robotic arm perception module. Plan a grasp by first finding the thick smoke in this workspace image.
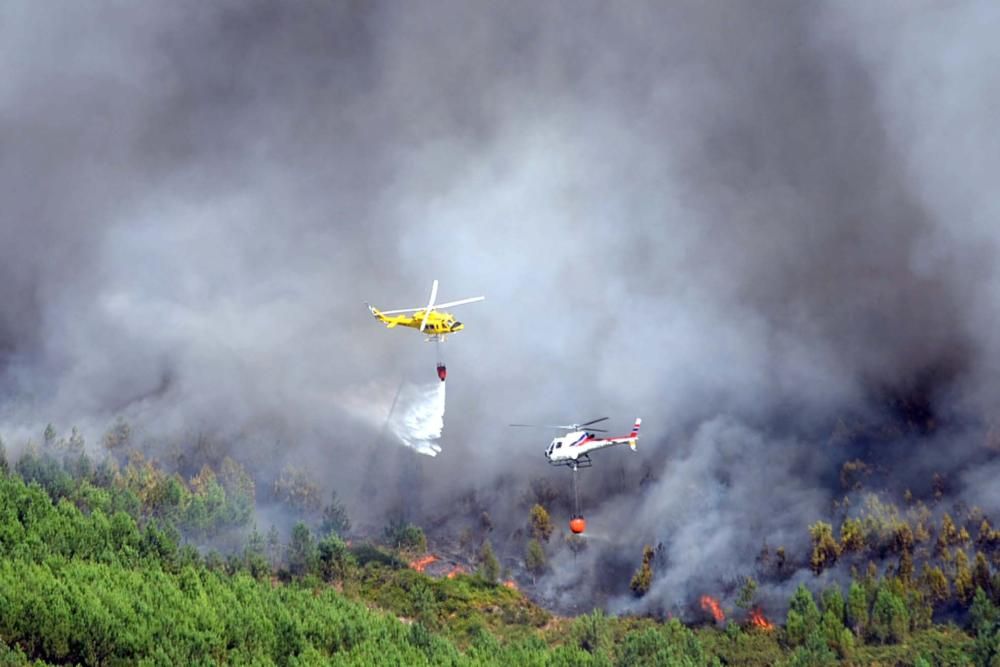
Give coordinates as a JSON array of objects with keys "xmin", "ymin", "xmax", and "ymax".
[{"xmin": 2, "ymin": 1, "xmax": 999, "ymax": 614}]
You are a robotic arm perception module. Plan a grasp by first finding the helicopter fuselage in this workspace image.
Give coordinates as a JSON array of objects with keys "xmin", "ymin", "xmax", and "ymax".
[{"xmin": 545, "ymin": 419, "xmax": 640, "ymax": 467}]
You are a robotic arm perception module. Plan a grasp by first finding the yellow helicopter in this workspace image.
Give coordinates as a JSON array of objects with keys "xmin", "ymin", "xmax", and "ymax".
[{"xmin": 366, "ymin": 280, "xmax": 485, "ymax": 341}]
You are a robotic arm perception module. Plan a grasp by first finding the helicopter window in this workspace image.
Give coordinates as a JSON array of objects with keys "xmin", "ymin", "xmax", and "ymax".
[{"xmin": 555, "ymin": 442, "xmax": 562, "ymax": 449}]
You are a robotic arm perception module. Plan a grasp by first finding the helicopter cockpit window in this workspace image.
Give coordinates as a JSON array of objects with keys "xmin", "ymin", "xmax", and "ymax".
[{"xmin": 555, "ymin": 442, "xmax": 562, "ymax": 449}]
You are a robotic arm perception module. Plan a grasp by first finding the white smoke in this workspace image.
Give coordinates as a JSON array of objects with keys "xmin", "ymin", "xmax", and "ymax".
[{"xmin": 388, "ymin": 381, "xmax": 446, "ymax": 457}]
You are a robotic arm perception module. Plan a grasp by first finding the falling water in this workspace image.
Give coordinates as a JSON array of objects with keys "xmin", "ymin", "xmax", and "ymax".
[{"xmin": 388, "ymin": 381, "xmax": 446, "ymax": 456}]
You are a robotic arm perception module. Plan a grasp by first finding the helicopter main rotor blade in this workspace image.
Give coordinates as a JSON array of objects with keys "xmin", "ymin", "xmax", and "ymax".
[
  {"xmin": 434, "ymin": 296, "xmax": 485, "ymax": 309},
  {"xmin": 509, "ymin": 423, "xmax": 608, "ymax": 432},
  {"xmin": 420, "ymin": 279, "xmax": 439, "ymax": 332},
  {"xmin": 579, "ymin": 417, "xmax": 610, "ymax": 427},
  {"xmin": 557, "ymin": 425, "xmax": 608, "ymax": 432}
]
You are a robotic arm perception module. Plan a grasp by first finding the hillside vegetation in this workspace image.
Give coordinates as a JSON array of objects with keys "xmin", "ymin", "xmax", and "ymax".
[{"xmin": 0, "ymin": 440, "xmax": 996, "ymax": 665}]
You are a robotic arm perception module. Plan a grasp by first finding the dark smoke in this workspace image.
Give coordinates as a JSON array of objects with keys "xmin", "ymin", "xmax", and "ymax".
[{"xmin": 2, "ymin": 0, "xmax": 999, "ymax": 615}]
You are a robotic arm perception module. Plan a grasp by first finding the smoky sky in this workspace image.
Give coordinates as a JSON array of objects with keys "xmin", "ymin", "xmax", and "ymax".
[{"xmin": 2, "ymin": 0, "xmax": 1000, "ymax": 612}]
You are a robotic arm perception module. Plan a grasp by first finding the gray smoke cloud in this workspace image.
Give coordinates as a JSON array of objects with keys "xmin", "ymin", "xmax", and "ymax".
[{"xmin": 2, "ymin": 0, "xmax": 999, "ymax": 614}]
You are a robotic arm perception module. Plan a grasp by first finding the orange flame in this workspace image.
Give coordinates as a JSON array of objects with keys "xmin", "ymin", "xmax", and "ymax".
[
  {"xmin": 749, "ymin": 608, "xmax": 774, "ymax": 631},
  {"xmin": 445, "ymin": 565, "xmax": 467, "ymax": 579},
  {"xmin": 503, "ymin": 579, "xmax": 518, "ymax": 590},
  {"xmin": 408, "ymin": 554, "xmax": 438, "ymax": 572},
  {"xmin": 700, "ymin": 595, "xmax": 725, "ymax": 623}
]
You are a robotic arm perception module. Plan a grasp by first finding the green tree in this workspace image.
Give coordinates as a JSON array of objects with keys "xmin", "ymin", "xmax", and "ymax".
[
  {"xmin": 907, "ymin": 588, "xmax": 933, "ymax": 632},
  {"xmin": 242, "ymin": 527, "xmax": 270, "ymax": 578},
  {"xmin": 529, "ymin": 504, "xmax": 553, "ymax": 543},
  {"xmin": 102, "ymin": 417, "xmax": 132, "ymax": 456},
  {"xmin": 955, "ymin": 549, "xmax": 975, "ymax": 605},
  {"xmin": 218, "ymin": 456, "xmax": 254, "ymax": 525},
  {"xmin": 898, "ymin": 548, "xmax": 914, "ymax": 585},
  {"xmin": 785, "ymin": 630, "xmax": 838, "ymax": 667},
  {"xmin": 629, "ymin": 545, "xmax": 654, "ymax": 597},
  {"xmin": 846, "ymin": 581, "xmax": 868, "ymax": 637},
  {"xmin": 786, "ymin": 584, "xmax": 821, "ymax": 647},
  {"xmin": 318, "ymin": 532, "xmax": 353, "ymax": 581},
  {"xmin": 66, "ymin": 427, "xmax": 85, "ymax": 455},
  {"xmin": 478, "ymin": 540, "xmax": 500, "ymax": 583},
  {"xmin": 383, "ymin": 519, "xmax": 427, "ymax": 553},
  {"xmin": 869, "ymin": 586, "xmax": 909, "ymax": 644},
  {"xmin": 287, "ymin": 522, "xmax": 318, "ymax": 577},
  {"xmin": 970, "ymin": 587, "xmax": 1000, "ymax": 667},
  {"xmin": 736, "ymin": 576, "xmax": 758, "ymax": 610},
  {"xmin": 973, "ymin": 550, "xmax": 992, "ymax": 597},
  {"xmin": 921, "ymin": 563, "xmax": 950, "ymax": 604},
  {"xmin": 819, "ymin": 607, "xmax": 850, "ymax": 658},
  {"xmin": 272, "ymin": 466, "xmax": 322, "ymax": 514},
  {"xmin": 525, "ymin": 539, "xmax": 546, "ymax": 583},
  {"xmin": 938, "ymin": 512, "xmax": 959, "ymax": 552},
  {"xmin": 821, "ymin": 586, "xmax": 845, "ymax": 623},
  {"xmin": 43, "ymin": 424, "xmax": 57, "ymax": 448},
  {"xmin": 893, "ymin": 521, "xmax": 914, "ymax": 553},
  {"xmin": 320, "ymin": 489, "xmax": 351, "ymax": 536},
  {"xmin": 570, "ymin": 609, "xmax": 611, "ymax": 657},
  {"xmin": 809, "ymin": 521, "xmax": 841, "ymax": 574},
  {"xmin": 839, "ymin": 517, "xmax": 865, "ymax": 553},
  {"xmin": 615, "ymin": 627, "xmax": 700, "ymax": 667}
]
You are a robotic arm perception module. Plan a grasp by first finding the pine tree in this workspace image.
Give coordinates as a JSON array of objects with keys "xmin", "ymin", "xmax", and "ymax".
[
  {"xmin": 839, "ymin": 518, "xmax": 865, "ymax": 553},
  {"xmin": 921, "ymin": 564, "xmax": 950, "ymax": 604},
  {"xmin": 847, "ymin": 581, "xmax": 868, "ymax": 637},
  {"xmin": 243, "ymin": 526, "xmax": 270, "ymax": 578},
  {"xmin": 529, "ymin": 504, "xmax": 553, "ymax": 543},
  {"xmin": 525, "ymin": 539, "xmax": 546, "ymax": 583},
  {"xmin": 786, "ymin": 584, "xmax": 821, "ymax": 647},
  {"xmin": 955, "ymin": 549, "xmax": 974, "ymax": 605},
  {"xmin": 821, "ymin": 586, "xmax": 845, "ymax": 623},
  {"xmin": 809, "ymin": 521, "xmax": 840, "ymax": 574},
  {"xmin": 870, "ymin": 587, "xmax": 909, "ymax": 644},
  {"xmin": 970, "ymin": 587, "xmax": 1000, "ymax": 667},
  {"xmin": 973, "ymin": 551, "xmax": 992, "ymax": 597},
  {"xmin": 629, "ymin": 545, "xmax": 654, "ymax": 597},
  {"xmin": 478, "ymin": 540, "xmax": 500, "ymax": 583},
  {"xmin": 43, "ymin": 424, "xmax": 57, "ymax": 448},
  {"xmin": 266, "ymin": 524, "xmax": 282, "ymax": 567},
  {"xmin": 978, "ymin": 518, "xmax": 997, "ymax": 546},
  {"xmin": 66, "ymin": 427, "xmax": 85, "ymax": 455},
  {"xmin": 898, "ymin": 548, "xmax": 914, "ymax": 585},
  {"xmin": 320, "ymin": 489, "xmax": 351, "ymax": 536},
  {"xmin": 287, "ymin": 522, "xmax": 318, "ymax": 577},
  {"xmin": 820, "ymin": 608, "xmax": 847, "ymax": 657},
  {"xmin": 736, "ymin": 576, "xmax": 758, "ymax": 610},
  {"xmin": 938, "ymin": 513, "xmax": 959, "ymax": 552},
  {"xmin": 318, "ymin": 532, "xmax": 353, "ymax": 581}
]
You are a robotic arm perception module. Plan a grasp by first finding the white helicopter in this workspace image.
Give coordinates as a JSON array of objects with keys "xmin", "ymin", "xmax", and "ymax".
[{"xmin": 510, "ymin": 417, "xmax": 641, "ymax": 469}]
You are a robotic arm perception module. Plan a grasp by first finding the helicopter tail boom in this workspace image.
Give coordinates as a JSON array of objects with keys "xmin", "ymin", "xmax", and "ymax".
[{"xmin": 366, "ymin": 304, "xmax": 401, "ymax": 328}]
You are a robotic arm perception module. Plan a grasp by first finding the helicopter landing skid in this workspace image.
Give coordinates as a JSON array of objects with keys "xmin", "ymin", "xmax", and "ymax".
[{"xmin": 550, "ymin": 455, "xmax": 592, "ymax": 470}]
